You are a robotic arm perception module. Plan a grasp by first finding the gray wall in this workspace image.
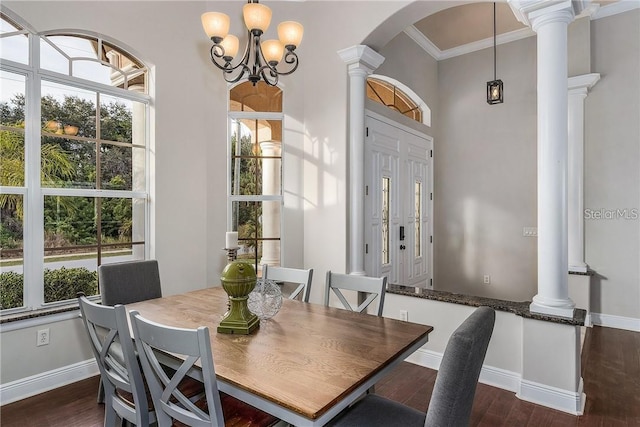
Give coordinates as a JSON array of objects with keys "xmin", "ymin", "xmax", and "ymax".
[
  {"xmin": 435, "ymin": 37, "xmax": 538, "ymax": 301},
  {"xmin": 585, "ymin": 10, "xmax": 640, "ymax": 320}
]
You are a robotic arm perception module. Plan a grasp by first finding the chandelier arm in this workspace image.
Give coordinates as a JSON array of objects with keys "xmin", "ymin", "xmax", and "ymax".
[
  {"xmin": 258, "ymin": 65, "xmax": 279, "ymax": 86},
  {"xmin": 274, "ymin": 50, "xmax": 299, "ymax": 76}
]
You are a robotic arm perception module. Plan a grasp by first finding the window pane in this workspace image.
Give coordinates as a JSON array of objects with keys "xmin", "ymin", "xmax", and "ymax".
[
  {"xmin": 40, "ymin": 37, "xmax": 70, "ymax": 75},
  {"xmin": 415, "ymin": 181, "xmax": 422, "ymax": 257},
  {"xmin": 0, "ymin": 130, "xmax": 25, "ymax": 186},
  {"xmin": 41, "ymin": 137, "xmax": 96, "ymax": 189},
  {"xmin": 230, "ymin": 119, "xmax": 282, "ymax": 196},
  {"xmin": 382, "ymin": 176, "xmax": 390, "ymax": 265},
  {"xmin": 1, "ymin": 70, "xmax": 26, "ymax": 128},
  {"xmin": 232, "ymin": 200, "xmax": 280, "ymax": 271},
  {"xmin": 42, "ymin": 80, "xmax": 97, "ymax": 139},
  {"xmin": 100, "ymin": 95, "xmax": 145, "ymax": 145},
  {"xmin": 44, "ymin": 195, "xmax": 97, "ymax": 248},
  {"xmin": 100, "ymin": 143, "xmax": 145, "ymax": 191},
  {"xmin": 0, "ymin": 15, "xmax": 28, "ymax": 65},
  {"xmin": 44, "ymin": 263, "xmax": 98, "ymax": 303},
  {"xmin": 367, "ymin": 78, "xmax": 422, "ymax": 124},
  {"xmin": 100, "ymin": 196, "xmax": 145, "ymax": 264},
  {"xmin": 230, "ymin": 81, "xmax": 282, "ymax": 112},
  {"xmin": 0, "ymin": 194, "xmax": 24, "ymax": 310},
  {"xmin": 72, "ymin": 59, "xmax": 111, "ymax": 85},
  {"xmin": 43, "ymin": 195, "xmax": 99, "ymax": 303}
]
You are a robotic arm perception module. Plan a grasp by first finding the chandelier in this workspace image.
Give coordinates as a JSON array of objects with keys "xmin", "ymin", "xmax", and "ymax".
[{"xmin": 201, "ymin": 0, "xmax": 303, "ymax": 86}]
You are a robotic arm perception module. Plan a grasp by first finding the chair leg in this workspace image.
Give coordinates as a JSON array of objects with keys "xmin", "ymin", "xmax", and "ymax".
[
  {"xmin": 97, "ymin": 379, "xmax": 105, "ymax": 403},
  {"xmin": 104, "ymin": 402, "xmax": 117, "ymax": 427}
]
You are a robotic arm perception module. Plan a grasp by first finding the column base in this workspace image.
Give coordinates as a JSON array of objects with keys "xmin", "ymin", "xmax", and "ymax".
[{"xmin": 530, "ymin": 295, "xmax": 576, "ymax": 318}]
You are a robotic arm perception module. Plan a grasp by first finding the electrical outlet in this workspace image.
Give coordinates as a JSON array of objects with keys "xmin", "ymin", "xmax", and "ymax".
[
  {"xmin": 37, "ymin": 328, "xmax": 50, "ymax": 346},
  {"xmin": 483, "ymin": 275, "xmax": 491, "ymax": 284},
  {"xmin": 400, "ymin": 310, "xmax": 408, "ymax": 322}
]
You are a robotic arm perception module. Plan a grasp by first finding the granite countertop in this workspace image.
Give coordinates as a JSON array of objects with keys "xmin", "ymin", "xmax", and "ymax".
[{"xmin": 386, "ymin": 284, "xmax": 586, "ymax": 326}]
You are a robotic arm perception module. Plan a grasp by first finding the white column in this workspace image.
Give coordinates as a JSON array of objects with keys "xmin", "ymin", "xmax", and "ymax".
[
  {"xmin": 338, "ymin": 46, "xmax": 384, "ymax": 275},
  {"xmin": 568, "ymin": 74, "xmax": 600, "ymax": 273},
  {"xmin": 509, "ymin": 0, "xmax": 590, "ymax": 317},
  {"xmin": 259, "ymin": 140, "xmax": 282, "ymax": 267}
]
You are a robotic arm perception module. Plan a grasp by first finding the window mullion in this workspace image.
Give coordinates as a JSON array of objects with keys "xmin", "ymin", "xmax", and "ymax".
[{"xmin": 24, "ymin": 32, "xmax": 44, "ymax": 309}]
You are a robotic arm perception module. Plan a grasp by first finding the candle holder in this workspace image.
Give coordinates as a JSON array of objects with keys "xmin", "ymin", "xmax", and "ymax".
[
  {"xmin": 217, "ymin": 260, "xmax": 259, "ymax": 335},
  {"xmin": 223, "ymin": 247, "xmax": 240, "ymax": 262}
]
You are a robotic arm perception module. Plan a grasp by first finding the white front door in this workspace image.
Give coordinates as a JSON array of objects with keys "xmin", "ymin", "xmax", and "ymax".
[{"xmin": 364, "ymin": 112, "xmax": 433, "ymax": 287}]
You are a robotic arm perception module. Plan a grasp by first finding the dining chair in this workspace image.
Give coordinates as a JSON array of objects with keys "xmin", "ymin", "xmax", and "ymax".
[
  {"xmin": 77, "ymin": 294, "xmax": 154, "ymax": 427},
  {"xmin": 96, "ymin": 259, "xmax": 163, "ymax": 403},
  {"xmin": 98, "ymin": 259, "xmax": 162, "ymax": 306},
  {"xmin": 327, "ymin": 306, "xmax": 496, "ymax": 427},
  {"xmin": 262, "ymin": 264, "xmax": 314, "ymax": 302},
  {"xmin": 129, "ymin": 310, "xmax": 280, "ymax": 427},
  {"xmin": 324, "ymin": 271, "xmax": 388, "ymax": 316}
]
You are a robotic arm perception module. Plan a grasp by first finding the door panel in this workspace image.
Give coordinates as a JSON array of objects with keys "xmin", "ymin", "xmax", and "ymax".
[{"xmin": 365, "ymin": 113, "xmax": 432, "ymax": 287}]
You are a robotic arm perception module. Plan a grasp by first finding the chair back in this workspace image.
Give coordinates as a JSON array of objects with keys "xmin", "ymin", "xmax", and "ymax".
[
  {"xmin": 129, "ymin": 310, "xmax": 225, "ymax": 427},
  {"xmin": 99, "ymin": 259, "xmax": 162, "ymax": 306},
  {"xmin": 324, "ymin": 271, "xmax": 387, "ymax": 316},
  {"xmin": 77, "ymin": 294, "xmax": 152, "ymax": 426},
  {"xmin": 263, "ymin": 264, "xmax": 313, "ymax": 302},
  {"xmin": 424, "ymin": 306, "xmax": 495, "ymax": 427}
]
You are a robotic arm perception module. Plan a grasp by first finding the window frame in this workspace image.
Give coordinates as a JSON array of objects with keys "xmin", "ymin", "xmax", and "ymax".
[
  {"xmin": 227, "ymin": 107, "xmax": 284, "ymax": 273},
  {"xmin": 0, "ymin": 9, "xmax": 151, "ymax": 315}
]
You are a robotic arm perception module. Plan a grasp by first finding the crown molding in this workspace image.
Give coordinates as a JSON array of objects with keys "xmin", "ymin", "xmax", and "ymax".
[
  {"xmin": 405, "ymin": 1, "xmax": 638, "ymax": 61},
  {"xmin": 591, "ymin": 0, "xmax": 640, "ymax": 20},
  {"xmin": 404, "ymin": 25, "xmax": 535, "ymax": 61}
]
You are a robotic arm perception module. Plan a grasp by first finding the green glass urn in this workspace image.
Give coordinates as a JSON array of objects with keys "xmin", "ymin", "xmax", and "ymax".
[{"xmin": 218, "ymin": 260, "xmax": 259, "ymax": 334}]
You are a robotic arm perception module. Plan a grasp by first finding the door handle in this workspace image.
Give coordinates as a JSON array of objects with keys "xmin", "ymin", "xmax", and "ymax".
[{"xmin": 399, "ymin": 226, "xmax": 405, "ymax": 241}]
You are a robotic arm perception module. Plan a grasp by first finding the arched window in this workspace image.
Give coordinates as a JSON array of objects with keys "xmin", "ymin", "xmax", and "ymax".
[
  {"xmin": 0, "ymin": 9, "xmax": 150, "ymax": 313},
  {"xmin": 228, "ymin": 82, "xmax": 283, "ymax": 273},
  {"xmin": 366, "ymin": 75, "xmax": 431, "ymax": 126}
]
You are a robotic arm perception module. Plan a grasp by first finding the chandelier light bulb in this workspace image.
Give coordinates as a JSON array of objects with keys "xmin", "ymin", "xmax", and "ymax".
[
  {"xmin": 243, "ymin": 2, "xmax": 272, "ymax": 33},
  {"xmin": 220, "ymin": 35, "xmax": 240, "ymax": 60},
  {"xmin": 201, "ymin": 12, "xmax": 230, "ymax": 43},
  {"xmin": 261, "ymin": 39, "xmax": 284, "ymax": 65},
  {"xmin": 277, "ymin": 21, "xmax": 303, "ymax": 49}
]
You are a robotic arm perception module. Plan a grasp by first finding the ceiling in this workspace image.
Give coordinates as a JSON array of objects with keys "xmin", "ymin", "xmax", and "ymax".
[{"xmin": 411, "ymin": 1, "xmax": 619, "ymax": 53}]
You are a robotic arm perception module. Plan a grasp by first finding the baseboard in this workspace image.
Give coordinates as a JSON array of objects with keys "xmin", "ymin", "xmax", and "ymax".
[
  {"xmin": 517, "ymin": 377, "xmax": 586, "ymax": 415},
  {"xmin": 405, "ymin": 348, "xmax": 521, "ymax": 393},
  {"xmin": 591, "ymin": 312, "xmax": 640, "ymax": 332},
  {"xmin": 0, "ymin": 359, "xmax": 98, "ymax": 405}
]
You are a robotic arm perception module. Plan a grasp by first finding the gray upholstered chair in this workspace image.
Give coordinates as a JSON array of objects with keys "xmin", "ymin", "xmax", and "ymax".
[
  {"xmin": 96, "ymin": 259, "xmax": 162, "ymax": 403},
  {"xmin": 324, "ymin": 271, "xmax": 387, "ymax": 317},
  {"xmin": 327, "ymin": 306, "xmax": 496, "ymax": 427},
  {"xmin": 262, "ymin": 264, "xmax": 313, "ymax": 302},
  {"xmin": 77, "ymin": 294, "xmax": 155, "ymax": 426},
  {"xmin": 98, "ymin": 259, "xmax": 162, "ymax": 306},
  {"xmin": 129, "ymin": 310, "xmax": 279, "ymax": 427}
]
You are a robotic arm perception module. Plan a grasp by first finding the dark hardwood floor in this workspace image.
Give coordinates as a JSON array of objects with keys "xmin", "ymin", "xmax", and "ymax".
[{"xmin": 2, "ymin": 326, "xmax": 639, "ymax": 426}]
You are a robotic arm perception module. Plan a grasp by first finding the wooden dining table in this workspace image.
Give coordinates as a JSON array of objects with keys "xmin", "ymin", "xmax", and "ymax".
[{"xmin": 126, "ymin": 286, "xmax": 433, "ymax": 426}]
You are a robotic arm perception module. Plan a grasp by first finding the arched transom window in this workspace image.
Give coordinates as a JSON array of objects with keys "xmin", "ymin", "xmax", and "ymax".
[{"xmin": 366, "ymin": 76, "xmax": 430, "ymax": 126}]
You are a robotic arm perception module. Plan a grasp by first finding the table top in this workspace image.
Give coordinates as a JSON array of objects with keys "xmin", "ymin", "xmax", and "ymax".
[{"xmin": 126, "ymin": 286, "xmax": 433, "ymax": 422}]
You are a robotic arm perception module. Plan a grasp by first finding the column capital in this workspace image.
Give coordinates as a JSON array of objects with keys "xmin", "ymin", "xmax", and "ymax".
[
  {"xmin": 337, "ymin": 45, "xmax": 385, "ymax": 75},
  {"xmin": 508, "ymin": 0, "xmax": 590, "ymax": 28},
  {"xmin": 568, "ymin": 73, "xmax": 601, "ymax": 92}
]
